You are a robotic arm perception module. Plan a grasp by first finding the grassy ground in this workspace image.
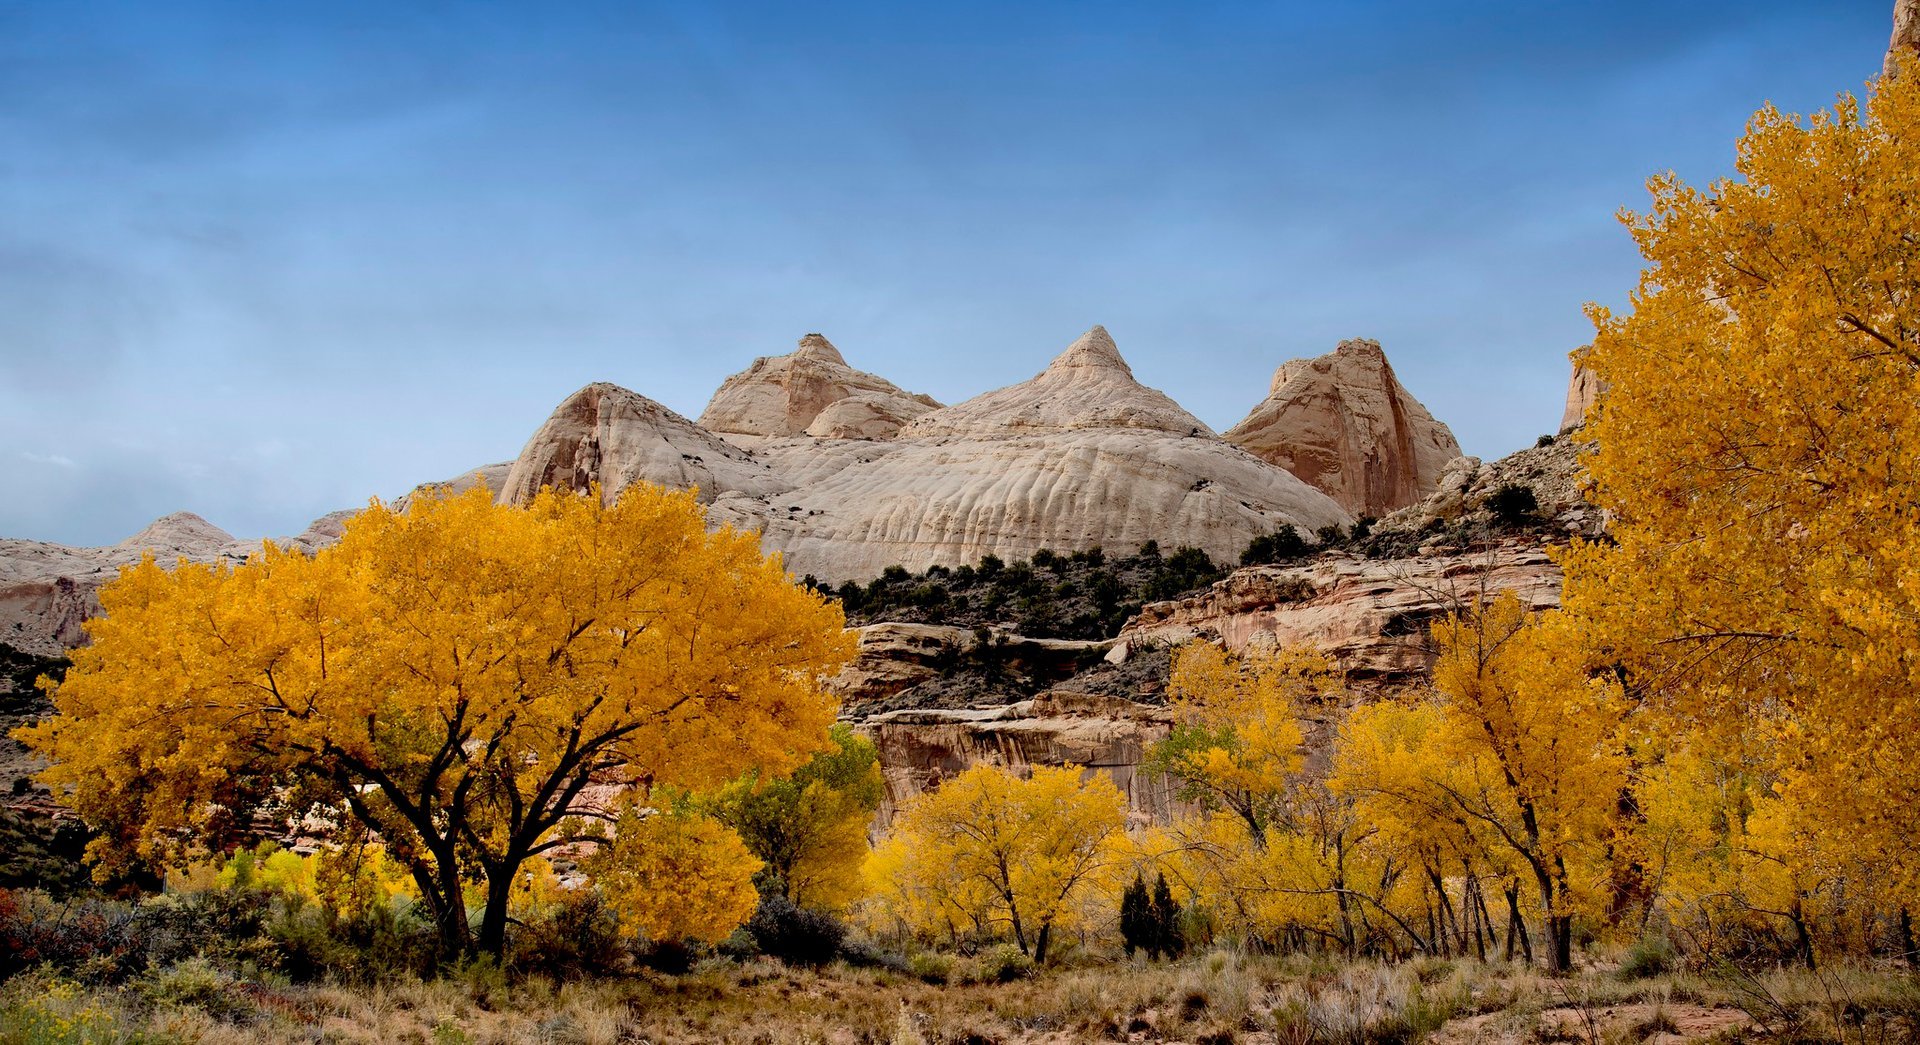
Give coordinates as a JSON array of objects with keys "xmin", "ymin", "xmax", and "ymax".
[{"xmin": 4, "ymin": 952, "xmax": 1917, "ymax": 1044}]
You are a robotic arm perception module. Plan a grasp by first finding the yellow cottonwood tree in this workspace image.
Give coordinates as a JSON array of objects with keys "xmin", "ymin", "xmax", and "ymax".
[
  {"xmin": 1144, "ymin": 641, "xmax": 1336, "ymax": 846},
  {"xmin": 865, "ymin": 763, "xmax": 1125, "ymax": 963},
  {"xmin": 1334, "ymin": 595, "xmax": 1628, "ymax": 972},
  {"xmin": 1563, "ymin": 57, "xmax": 1920, "ymax": 917},
  {"xmin": 19, "ymin": 483, "xmax": 853, "ymax": 958}
]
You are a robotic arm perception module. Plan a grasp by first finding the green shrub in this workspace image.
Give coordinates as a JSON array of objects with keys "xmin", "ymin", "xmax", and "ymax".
[
  {"xmin": 907, "ymin": 950, "xmax": 954, "ymax": 984},
  {"xmin": 1618, "ymin": 935, "xmax": 1677, "ymax": 980},
  {"xmin": 508, "ymin": 891, "xmax": 628, "ymax": 980},
  {"xmin": 1484, "ymin": 483, "xmax": 1538, "ymax": 525},
  {"xmin": 1241, "ymin": 526, "xmax": 1307, "ymax": 566},
  {"xmin": 981, "ymin": 942, "xmax": 1034, "ymax": 982}
]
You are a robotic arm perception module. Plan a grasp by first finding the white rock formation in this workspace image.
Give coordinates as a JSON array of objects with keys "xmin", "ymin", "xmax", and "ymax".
[
  {"xmin": 0, "ymin": 511, "xmax": 350, "ymax": 656},
  {"xmin": 697, "ymin": 333, "xmax": 940, "ymax": 442},
  {"xmin": 1223, "ymin": 338, "xmax": 1460, "ymax": 519},
  {"xmin": 497, "ymin": 382, "xmax": 791, "ymax": 507},
  {"xmin": 490, "ymin": 326, "xmax": 1351, "ymax": 582},
  {"xmin": 900, "ymin": 326, "xmax": 1212, "ymax": 439},
  {"xmin": 745, "ymin": 327, "xmax": 1352, "ymax": 579}
]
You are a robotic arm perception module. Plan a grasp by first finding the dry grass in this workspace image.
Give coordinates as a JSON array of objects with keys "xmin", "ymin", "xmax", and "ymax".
[{"xmin": 2, "ymin": 953, "xmax": 1916, "ymax": 1043}]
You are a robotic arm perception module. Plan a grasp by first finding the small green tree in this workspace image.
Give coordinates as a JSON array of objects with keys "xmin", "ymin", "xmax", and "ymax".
[
  {"xmin": 703, "ymin": 724, "xmax": 885, "ymax": 911},
  {"xmin": 1151, "ymin": 873, "xmax": 1185, "ymax": 959},
  {"xmin": 1119, "ymin": 873, "xmax": 1151, "ymax": 958},
  {"xmin": 1241, "ymin": 525, "xmax": 1307, "ymax": 566}
]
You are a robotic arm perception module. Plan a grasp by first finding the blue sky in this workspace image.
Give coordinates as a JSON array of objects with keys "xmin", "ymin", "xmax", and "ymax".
[{"xmin": 0, "ymin": 0, "xmax": 1893, "ymax": 544}]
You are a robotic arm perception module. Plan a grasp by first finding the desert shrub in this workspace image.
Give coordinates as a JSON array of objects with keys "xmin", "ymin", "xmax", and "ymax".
[
  {"xmin": 1536, "ymin": 433, "xmax": 1556, "ymax": 447},
  {"xmin": 140, "ymin": 956, "xmax": 256, "ymax": 1021},
  {"xmin": 1618, "ymin": 935, "xmax": 1677, "ymax": 980},
  {"xmin": 908, "ymin": 950, "xmax": 955, "ymax": 984},
  {"xmin": 633, "ymin": 938, "xmax": 699, "ymax": 975},
  {"xmin": 1241, "ymin": 526, "xmax": 1307, "ymax": 566},
  {"xmin": 836, "ymin": 934, "xmax": 909, "ymax": 973},
  {"xmin": 745, "ymin": 894, "xmax": 846, "ymax": 967},
  {"xmin": 508, "ymin": 891, "xmax": 628, "ymax": 980},
  {"xmin": 269, "ymin": 894, "xmax": 438, "ymax": 984},
  {"xmin": 0, "ymin": 889, "xmax": 151, "ymax": 980},
  {"xmin": 1484, "ymin": 483, "xmax": 1538, "ymax": 525},
  {"xmin": 0, "ymin": 974, "xmax": 140, "ymax": 1045},
  {"xmin": 980, "ymin": 942, "xmax": 1034, "ymax": 983}
]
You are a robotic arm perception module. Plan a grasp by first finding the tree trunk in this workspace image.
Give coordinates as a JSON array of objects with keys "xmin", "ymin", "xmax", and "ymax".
[
  {"xmin": 1899, "ymin": 909, "xmax": 1916, "ymax": 970},
  {"xmin": 477, "ymin": 865, "xmax": 517, "ymax": 959},
  {"xmin": 1790, "ymin": 900, "xmax": 1817, "ymax": 971},
  {"xmin": 420, "ymin": 844, "xmax": 473, "ymax": 960},
  {"xmin": 1506, "ymin": 885, "xmax": 1533, "ymax": 965},
  {"xmin": 1549, "ymin": 915, "xmax": 1573, "ymax": 975},
  {"xmin": 1034, "ymin": 922, "xmax": 1053, "ymax": 965}
]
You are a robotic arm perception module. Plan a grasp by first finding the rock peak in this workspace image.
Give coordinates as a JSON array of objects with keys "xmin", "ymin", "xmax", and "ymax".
[
  {"xmin": 1229, "ymin": 338, "xmax": 1462, "ymax": 518},
  {"xmin": 793, "ymin": 333, "xmax": 847, "ymax": 366},
  {"xmin": 116, "ymin": 512, "xmax": 236, "ymax": 553},
  {"xmin": 1046, "ymin": 325, "xmax": 1132, "ymax": 375},
  {"xmin": 698, "ymin": 335, "xmax": 939, "ymax": 440}
]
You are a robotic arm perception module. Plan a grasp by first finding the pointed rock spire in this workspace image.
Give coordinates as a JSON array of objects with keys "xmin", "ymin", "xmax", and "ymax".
[
  {"xmin": 792, "ymin": 333, "xmax": 848, "ymax": 366},
  {"xmin": 698, "ymin": 334, "xmax": 939, "ymax": 441},
  {"xmin": 116, "ymin": 512, "xmax": 235, "ymax": 553},
  {"xmin": 1225, "ymin": 338, "xmax": 1461, "ymax": 518},
  {"xmin": 1046, "ymin": 325, "xmax": 1133, "ymax": 375},
  {"xmin": 904, "ymin": 325, "xmax": 1211, "ymax": 438}
]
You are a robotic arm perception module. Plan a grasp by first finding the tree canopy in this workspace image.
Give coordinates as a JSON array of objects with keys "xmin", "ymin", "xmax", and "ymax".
[
  {"xmin": 20, "ymin": 482, "xmax": 854, "ymax": 958},
  {"xmin": 1564, "ymin": 56, "xmax": 1920, "ymax": 916}
]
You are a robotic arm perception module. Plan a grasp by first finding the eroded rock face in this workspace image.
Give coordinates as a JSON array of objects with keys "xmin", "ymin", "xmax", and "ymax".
[
  {"xmin": 854, "ymin": 692, "xmax": 1178, "ymax": 824},
  {"xmin": 746, "ymin": 328, "xmax": 1352, "ymax": 580},
  {"xmin": 1560, "ymin": 358, "xmax": 1604, "ymax": 434},
  {"xmin": 1119, "ymin": 539, "xmax": 1563, "ymax": 684},
  {"xmin": 1223, "ymin": 339, "xmax": 1460, "ymax": 519},
  {"xmin": 494, "ymin": 327, "xmax": 1352, "ymax": 582},
  {"xmin": 900, "ymin": 326, "xmax": 1211, "ymax": 439},
  {"xmin": 828, "ymin": 622, "xmax": 1114, "ymax": 705},
  {"xmin": 1376, "ymin": 435, "xmax": 1598, "ymax": 539},
  {"xmin": 697, "ymin": 334, "xmax": 940, "ymax": 441},
  {"xmin": 497, "ymin": 382, "xmax": 791, "ymax": 508},
  {"xmin": 1891, "ymin": 0, "xmax": 1919, "ymax": 76}
]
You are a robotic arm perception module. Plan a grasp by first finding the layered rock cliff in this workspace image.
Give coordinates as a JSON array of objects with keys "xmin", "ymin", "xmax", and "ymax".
[{"xmin": 1223, "ymin": 338, "xmax": 1460, "ymax": 519}]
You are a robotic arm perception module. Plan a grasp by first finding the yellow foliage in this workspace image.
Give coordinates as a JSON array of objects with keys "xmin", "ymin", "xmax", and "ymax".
[
  {"xmin": 588, "ymin": 809, "xmax": 763, "ymax": 945},
  {"xmin": 16, "ymin": 482, "xmax": 853, "ymax": 957},
  {"xmin": 864, "ymin": 764, "xmax": 1125, "ymax": 963},
  {"xmin": 1565, "ymin": 56, "xmax": 1920, "ymax": 912},
  {"xmin": 703, "ymin": 723, "xmax": 884, "ymax": 912},
  {"xmin": 1147, "ymin": 642, "xmax": 1335, "ymax": 844}
]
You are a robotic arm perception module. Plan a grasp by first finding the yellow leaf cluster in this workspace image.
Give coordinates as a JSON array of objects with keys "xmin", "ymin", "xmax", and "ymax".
[{"xmin": 863, "ymin": 764, "xmax": 1124, "ymax": 963}]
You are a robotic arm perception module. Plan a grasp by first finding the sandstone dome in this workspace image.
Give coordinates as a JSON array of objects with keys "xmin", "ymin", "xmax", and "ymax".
[
  {"xmin": 900, "ymin": 325, "xmax": 1212, "ymax": 439},
  {"xmin": 498, "ymin": 381, "xmax": 791, "ymax": 507},
  {"xmin": 741, "ymin": 326, "xmax": 1352, "ymax": 580},
  {"xmin": 697, "ymin": 333, "xmax": 940, "ymax": 442}
]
